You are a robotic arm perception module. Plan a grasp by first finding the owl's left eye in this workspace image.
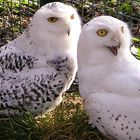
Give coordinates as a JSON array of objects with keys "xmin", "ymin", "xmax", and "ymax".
[
  {"xmin": 97, "ymin": 29, "xmax": 108, "ymax": 37},
  {"xmin": 47, "ymin": 17, "xmax": 58, "ymax": 23},
  {"xmin": 70, "ymin": 14, "xmax": 75, "ymax": 20}
]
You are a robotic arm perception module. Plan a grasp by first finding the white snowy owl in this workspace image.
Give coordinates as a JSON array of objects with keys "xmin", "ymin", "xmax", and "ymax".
[
  {"xmin": 78, "ymin": 16, "xmax": 140, "ymax": 140},
  {"xmin": 0, "ymin": 2, "xmax": 81, "ymax": 117}
]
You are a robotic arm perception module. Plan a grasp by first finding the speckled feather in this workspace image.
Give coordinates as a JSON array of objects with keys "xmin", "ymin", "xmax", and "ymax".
[
  {"xmin": 86, "ymin": 93, "xmax": 140, "ymax": 140},
  {"xmin": 0, "ymin": 2, "xmax": 81, "ymax": 117}
]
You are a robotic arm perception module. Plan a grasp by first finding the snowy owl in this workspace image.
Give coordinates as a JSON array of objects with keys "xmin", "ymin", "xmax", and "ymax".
[
  {"xmin": 0, "ymin": 2, "xmax": 81, "ymax": 117},
  {"xmin": 78, "ymin": 16, "xmax": 140, "ymax": 140}
]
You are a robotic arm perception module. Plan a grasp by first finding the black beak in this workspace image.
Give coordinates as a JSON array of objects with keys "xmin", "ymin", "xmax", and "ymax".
[
  {"xmin": 67, "ymin": 29, "xmax": 70, "ymax": 36},
  {"xmin": 64, "ymin": 24, "xmax": 70, "ymax": 36},
  {"xmin": 107, "ymin": 43, "xmax": 121, "ymax": 56}
]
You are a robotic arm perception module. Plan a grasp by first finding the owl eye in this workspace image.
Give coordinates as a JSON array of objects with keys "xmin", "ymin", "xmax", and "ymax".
[
  {"xmin": 70, "ymin": 14, "xmax": 74, "ymax": 20},
  {"xmin": 121, "ymin": 26, "xmax": 124, "ymax": 33},
  {"xmin": 47, "ymin": 17, "xmax": 58, "ymax": 23},
  {"xmin": 97, "ymin": 29, "xmax": 108, "ymax": 37}
]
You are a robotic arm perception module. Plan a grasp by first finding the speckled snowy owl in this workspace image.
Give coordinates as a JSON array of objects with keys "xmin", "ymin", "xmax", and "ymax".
[
  {"xmin": 0, "ymin": 2, "xmax": 81, "ymax": 117},
  {"xmin": 78, "ymin": 16, "xmax": 140, "ymax": 140}
]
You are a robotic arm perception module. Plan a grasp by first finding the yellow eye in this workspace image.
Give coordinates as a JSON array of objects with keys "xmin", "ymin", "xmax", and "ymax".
[
  {"xmin": 47, "ymin": 17, "xmax": 58, "ymax": 23},
  {"xmin": 97, "ymin": 29, "xmax": 108, "ymax": 37},
  {"xmin": 70, "ymin": 14, "xmax": 74, "ymax": 20}
]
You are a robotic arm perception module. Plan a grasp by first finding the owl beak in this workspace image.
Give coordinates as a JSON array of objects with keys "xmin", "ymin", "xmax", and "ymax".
[
  {"xmin": 64, "ymin": 24, "xmax": 70, "ymax": 36},
  {"xmin": 107, "ymin": 43, "xmax": 121, "ymax": 56}
]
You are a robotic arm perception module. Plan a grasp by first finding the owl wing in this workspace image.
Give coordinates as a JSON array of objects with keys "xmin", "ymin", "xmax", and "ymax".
[
  {"xmin": 0, "ymin": 45, "xmax": 37, "ymax": 73},
  {"xmin": 85, "ymin": 93, "xmax": 140, "ymax": 140},
  {"xmin": 0, "ymin": 69, "xmax": 65, "ymax": 117},
  {"xmin": 0, "ymin": 45, "xmax": 74, "ymax": 117}
]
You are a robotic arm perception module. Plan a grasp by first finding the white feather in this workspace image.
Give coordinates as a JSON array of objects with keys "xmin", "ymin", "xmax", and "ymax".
[
  {"xmin": 78, "ymin": 15, "xmax": 140, "ymax": 139},
  {"xmin": 85, "ymin": 93, "xmax": 140, "ymax": 140}
]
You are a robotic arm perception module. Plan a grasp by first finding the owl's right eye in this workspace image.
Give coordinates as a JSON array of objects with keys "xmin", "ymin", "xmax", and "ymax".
[
  {"xmin": 47, "ymin": 17, "xmax": 58, "ymax": 23},
  {"xmin": 97, "ymin": 29, "xmax": 108, "ymax": 37}
]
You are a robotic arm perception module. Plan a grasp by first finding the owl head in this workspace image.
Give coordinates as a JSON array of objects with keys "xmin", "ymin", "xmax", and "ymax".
[
  {"xmin": 78, "ymin": 16, "xmax": 131, "ymax": 57},
  {"xmin": 27, "ymin": 2, "xmax": 81, "ymax": 44}
]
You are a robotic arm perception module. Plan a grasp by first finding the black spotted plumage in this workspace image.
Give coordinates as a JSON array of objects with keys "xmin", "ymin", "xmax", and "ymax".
[
  {"xmin": 0, "ymin": 52, "xmax": 37, "ymax": 72},
  {"xmin": 0, "ymin": 1, "xmax": 82, "ymax": 117},
  {"xmin": 0, "ymin": 46, "xmax": 75, "ymax": 117}
]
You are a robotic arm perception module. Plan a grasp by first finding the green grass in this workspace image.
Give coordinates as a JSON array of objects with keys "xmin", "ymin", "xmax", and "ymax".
[{"xmin": 0, "ymin": 93, "xmax": 107, "ymax": 140}]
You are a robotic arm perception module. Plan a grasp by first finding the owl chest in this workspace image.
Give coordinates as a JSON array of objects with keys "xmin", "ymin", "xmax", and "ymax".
[{"xmin": 47, "ymin": 56, "xmax": 75, "ymax": 79}]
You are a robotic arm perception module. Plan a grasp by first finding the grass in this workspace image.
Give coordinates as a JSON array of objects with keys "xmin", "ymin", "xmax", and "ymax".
[{"xmin": 0, "ymin": 93, "xmax": 107, "ymax": 140}]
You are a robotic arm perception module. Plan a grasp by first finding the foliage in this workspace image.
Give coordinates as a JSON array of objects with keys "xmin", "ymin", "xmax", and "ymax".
[
  {"xmin": 64, "ymin": 0, "xmax": 140, "ymax": 23},
  {"xmin": 0, "ymin": 0, "xmax": 38, "ymax": 46},
  {"xmin": 0, "ymin": 113, "xmax": 46, "ymax": 140},
  {"xmin": 131, "ymin": 37, "xmax": 140, "ymax": 60}
]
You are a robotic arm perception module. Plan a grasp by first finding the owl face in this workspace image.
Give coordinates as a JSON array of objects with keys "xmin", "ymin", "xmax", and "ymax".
[
  {"xmin": 31, "ymin": 2, "xmax": 81, "ymax": 37},
  {"xmin": 82, "ymin": 16, "xmax": 131, "ymax": 56}
]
